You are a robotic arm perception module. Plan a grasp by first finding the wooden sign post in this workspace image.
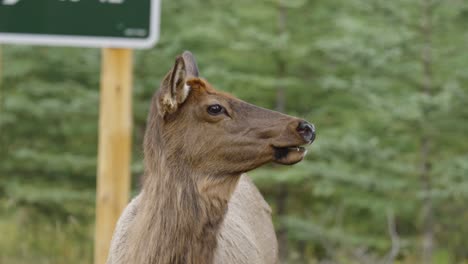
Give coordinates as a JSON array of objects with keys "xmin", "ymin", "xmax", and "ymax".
[{"xmin": 95, "ymin": 48, "xmax": 133, "ymax": 264}]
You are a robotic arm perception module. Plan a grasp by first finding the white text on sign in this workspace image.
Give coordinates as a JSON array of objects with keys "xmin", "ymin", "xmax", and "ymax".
[{"xmin": 2, "ymin": 0, "xmax": 21, "ymax": 6}]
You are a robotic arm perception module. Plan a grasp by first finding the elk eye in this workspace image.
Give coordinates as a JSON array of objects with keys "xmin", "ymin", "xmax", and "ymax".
[{"xmin": 207, "ymin": 104, "xmax": 224, "ymax": 115}]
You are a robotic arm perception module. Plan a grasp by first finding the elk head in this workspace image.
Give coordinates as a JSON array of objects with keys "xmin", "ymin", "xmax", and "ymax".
[{"xmin": 144, "ymin": 51, "xmax": 316, "ymax": 178}]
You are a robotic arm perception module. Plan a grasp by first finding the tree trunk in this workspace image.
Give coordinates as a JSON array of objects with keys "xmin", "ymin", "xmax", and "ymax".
[
  {"xmin": 275, "ymin": 0, "xmax": 289, "ymax": 262},
  {"xmin": 298, "ymin": 240, "xmax": 307, "ymax": 264},
  {"xmin": 0, "ymin": 46, "xmax": 4, "ymax": 161},
  {"xmin": 276, "ymin": 185, "xmax": 289, "ymax": 262},
  {"xmin": 0, "ymin": 46, "xmax": 2, "ymax": 115},
  {"xmin": 420, "ymin": 0, "xmax": 434, "ymax": 263}
]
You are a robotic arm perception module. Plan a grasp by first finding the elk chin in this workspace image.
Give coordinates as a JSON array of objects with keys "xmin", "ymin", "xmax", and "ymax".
[{"xmin": 273, "ymin": 146, "xmax": 307, "ymax": 165}]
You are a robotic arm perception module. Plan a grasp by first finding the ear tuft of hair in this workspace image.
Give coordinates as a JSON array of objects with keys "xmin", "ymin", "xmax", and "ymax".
[
  {"xmin": 186, "ymin": 78, "xmax": 207, "ymax": 90},
  {"xmin": 159, "ymin": 92, "xmax": 178, "ymax": 116}
]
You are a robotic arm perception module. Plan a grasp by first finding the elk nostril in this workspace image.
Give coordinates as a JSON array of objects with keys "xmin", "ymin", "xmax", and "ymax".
[{"xmin": 297, "ymin": 121, "xmax": 316, "ymax": 143}]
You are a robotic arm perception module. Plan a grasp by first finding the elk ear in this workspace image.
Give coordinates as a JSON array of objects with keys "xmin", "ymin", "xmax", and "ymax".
[
  {"xmin": 158, "ymin": 51, "xmax": 199, "ymax": 117},
  {"xmin": 181, "ymin": 51, "xmax": 199, "ymax": 78}
]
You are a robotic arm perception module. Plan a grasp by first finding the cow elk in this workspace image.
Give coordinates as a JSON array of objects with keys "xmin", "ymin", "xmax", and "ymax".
[{"xmin": 106, "ymin": 51, "xmax": 316, "ymax": 264}]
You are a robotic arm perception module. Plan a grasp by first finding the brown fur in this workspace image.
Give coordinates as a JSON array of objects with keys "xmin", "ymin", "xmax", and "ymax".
[{"xmin": 110, "ymin": 51, "xmax": 313, "ymax": 264}]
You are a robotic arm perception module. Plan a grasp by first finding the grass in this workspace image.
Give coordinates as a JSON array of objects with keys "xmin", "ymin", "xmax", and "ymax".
[{"xmin": 0, "ymin": 197, "xmax": 94, "ymax": 264}]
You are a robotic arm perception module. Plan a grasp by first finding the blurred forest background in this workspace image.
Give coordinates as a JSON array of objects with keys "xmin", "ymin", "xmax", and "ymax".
[{"xmin": 1, "ymin": 0, "xmax": 468, "ymax": 263}]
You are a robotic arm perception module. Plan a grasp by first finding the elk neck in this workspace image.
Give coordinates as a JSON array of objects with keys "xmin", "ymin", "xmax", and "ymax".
[{"xmin": 124, "ymin": 117, "xmax": 241, "ymax": 264}]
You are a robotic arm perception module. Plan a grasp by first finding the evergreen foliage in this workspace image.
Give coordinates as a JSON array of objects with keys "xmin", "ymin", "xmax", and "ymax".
[{"xmin": 1, "ymin": 0, "xmax": 467, "ymax": 263}]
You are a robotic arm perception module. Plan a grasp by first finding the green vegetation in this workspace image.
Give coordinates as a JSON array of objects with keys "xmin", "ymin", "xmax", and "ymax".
[{"xmin": 1, "ymin": 0, "xmax": 467, "ymax": 263}]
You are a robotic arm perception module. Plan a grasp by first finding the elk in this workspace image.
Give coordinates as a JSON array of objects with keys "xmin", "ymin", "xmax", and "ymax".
[{"xmin": 106, "ymin": 51, "xmax": 316, "ymax": 264}]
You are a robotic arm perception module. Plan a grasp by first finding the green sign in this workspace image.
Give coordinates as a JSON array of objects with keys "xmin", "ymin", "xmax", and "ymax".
[{"xmin": 0, "ymin": 0, "xmax": 160, "ymax": 49}]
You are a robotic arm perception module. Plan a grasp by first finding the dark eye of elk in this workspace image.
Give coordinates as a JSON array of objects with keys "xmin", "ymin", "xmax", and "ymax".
[{"xmin": 207, "ymin": 104, "xmax": 225, "ymax": 115}]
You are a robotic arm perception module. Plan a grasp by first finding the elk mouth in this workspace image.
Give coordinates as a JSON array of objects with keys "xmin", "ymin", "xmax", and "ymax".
[{"xmin": 272, "ymin": 145, "xmax": 308, "ymax": 165}]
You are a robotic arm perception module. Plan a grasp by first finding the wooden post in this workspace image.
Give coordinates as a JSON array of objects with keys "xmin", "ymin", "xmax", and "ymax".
[{"xmin": 95, "ymin": 48, "xmax": 133, "ymax": 264}]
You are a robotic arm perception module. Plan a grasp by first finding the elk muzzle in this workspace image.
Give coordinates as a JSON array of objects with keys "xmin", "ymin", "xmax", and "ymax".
[
  {"xmin": 271, "ymin": 119, "xmax": 316, "ymax": 165},
  {"xmin": 297, "ymin": 120, "xmax": 316, "ymax": 143}
]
